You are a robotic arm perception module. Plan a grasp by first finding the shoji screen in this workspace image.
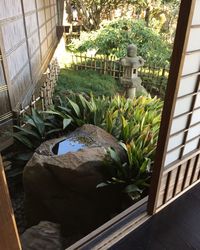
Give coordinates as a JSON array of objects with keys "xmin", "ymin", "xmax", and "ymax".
[{"xmin": 148, "ymin": 0, "xmax": 200, "ymax": 213}]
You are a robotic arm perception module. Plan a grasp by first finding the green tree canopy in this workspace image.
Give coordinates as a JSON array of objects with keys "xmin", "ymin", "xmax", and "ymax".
[
  {"xmin": 66, "ymin": 0, "xmax": 180, "ymax": 44},
  {"xmin": 66, "ymin": 0, "xmax": 122, "ymax": 30},
  {"xmin": 68, "ymin": 18, "xmax": 171, "ymax": 66}
]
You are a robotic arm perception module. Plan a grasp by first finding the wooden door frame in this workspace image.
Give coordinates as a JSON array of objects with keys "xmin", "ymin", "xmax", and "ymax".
[
  {"xmin": 0, "ymin": 154, "xmax": 21, "ymax": 250},
  {"xmin": 0, "ymin": 0, "xmax": 197, "ymax": 249},
  {"xmin": 147, "ymin": 0, "xmax": 196, "ymax": 215}
]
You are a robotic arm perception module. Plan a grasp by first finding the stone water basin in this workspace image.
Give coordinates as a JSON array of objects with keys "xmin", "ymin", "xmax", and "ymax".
[{"xmin": 24, "ymin": 125, "xmax": 126, "ymax": 237}]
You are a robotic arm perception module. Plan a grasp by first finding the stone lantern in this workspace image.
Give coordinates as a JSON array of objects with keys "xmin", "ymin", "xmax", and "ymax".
[{"xmin": 120, "ymin": 44, "xmax": 147, "ymax": 98}]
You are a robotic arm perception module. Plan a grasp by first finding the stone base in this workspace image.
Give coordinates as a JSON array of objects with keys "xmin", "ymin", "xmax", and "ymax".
[
  {"xmin": 120, "ymin": 77, "xmax": 142, "ymax": 87},
  {"xmin": 20, "ymin": 221, "xmax": 63, "ymax": 250},
  {"xmin": 120, "ymin": 77, "xmax": 148, "ymax": 96},
  {"xmin": 126, "ymin": 87, "xmax": 136, "ymax": 99}
]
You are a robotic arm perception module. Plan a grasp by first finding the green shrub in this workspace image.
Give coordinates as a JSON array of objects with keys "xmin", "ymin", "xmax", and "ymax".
[
  {"xmin": 13, "ymin": 94, "xmax": 163, "ymax": 202},
  {"xmin": 52, "ymin": 94, "xmax": 162, "ymax": 146},
  {"xmin": 55, "ymin": 68, "xmax": 121, "ymax": 97},
  {"xmin": 49, "ymin": 94, "xmax": 162, "ymax": 201},
  {"xmin": 12, "ymin": 109, "xmax": 68, "ymax": 149},
  {"xmin": 68, "ymin": 19, "xmax": 171, "ymax": 67},
  {"xmin": 97, "ymin": 144, "xmax": 151, "ymax": 201},
  {"xmin": 52, "ymin": 94, "xmax": 162, "ymax": 200}
]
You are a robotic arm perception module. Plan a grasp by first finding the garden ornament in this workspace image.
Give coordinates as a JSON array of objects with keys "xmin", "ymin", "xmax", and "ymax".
[{"xmin": 120, "ymin": 44, "xmax": 147, "ymax": 98}]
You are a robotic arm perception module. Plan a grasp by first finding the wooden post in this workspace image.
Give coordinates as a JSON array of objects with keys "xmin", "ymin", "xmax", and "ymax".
[
  {"xmin": 32, "ymin": 94, "xmax": 36, "ymax": 109},
  {"xmin": 55, "ymin": 58, "xmax": 59, "ymax": 81},
  {"xmin": 75, "ymin": 54, "xmax": 78, "ymax": 71},
  {"xmin": 12, "ymin": 109, "xmax": 21, "ymax": 127},
  {"xmin": 94, "ymin": 57, "xmax": 97, "ymax": 72},
  {"xmin": 46, "ymin": 77, "xmax": 50, "ymax": 107},
  {"xmin": 0, "ymin": 155, "xmax": 21, "ymax": 250},
  {"xmin": 80, "ymin": 53, "xmax": 83, "ymax": 69},
  {"xmin": 84, "ymin": 54, "xmax": 87, "ymax": 70},
  {"xmin": 103, "ymin": 57, "xmax": 107, "ymax": 75},
  {"xmin": 43, "ymin": 81, "xmax": 47, "ymax": 110},
  {"xmin": 101, "ymin": 55, "xmax": 104, "ymax": 74},
  {"xmin": 40, "ymin": 86, "xmax": 45, "ymax": 111},
  {"xmin": 90, "ymin": 55, "xmax": 93, "ymax": 69},
  {"xmin": 113, "ymin": 58, "xmax": 116, "ymax": 78},
  {"xmin": 160, "ymin": 67, "xmax": 166, "ymax": 95}
]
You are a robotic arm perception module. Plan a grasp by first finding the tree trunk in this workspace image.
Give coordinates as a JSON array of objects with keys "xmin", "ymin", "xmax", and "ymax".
[
  {"xmin": 65, "ymin": 0, "xmax": 73, "ymax": 23},
  {"xmin": 91, "ymin": 10, "xmax": 101, "ymax": 30},
  {"xmin": 145, "ymin": 7, "xmax": 150, "ymax": 26}
]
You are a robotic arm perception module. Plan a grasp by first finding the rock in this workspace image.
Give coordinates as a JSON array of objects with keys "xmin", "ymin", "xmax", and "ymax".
[
  {"xmin": 23, "ymin": 125, "xmax": 125, "ymax": 237},
  {"xmin": 3, "ymin": 160, "xmax": 12, "ymax": 171},
  {"xmin": 10, "ymin": 186, "xmax": 26, "ymax": 234},
  {"xmin": 20, "ymin": 221, "xmax": 63, "ymax": 250}
]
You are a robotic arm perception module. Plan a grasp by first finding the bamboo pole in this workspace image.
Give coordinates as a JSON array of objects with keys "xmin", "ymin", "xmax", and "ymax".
[
  {"xmin": 84, "ymin": 54, "xmax": 87, "ymax": 70},
  {"xmin": 40, "ymin": 86, "xmax": 45, "ymax": 111},
  {"xmin": 112, "ymin": 59, "xmax": 115, "ymax": 77},
  {"xmin": 0, "ymin": 155, "xmax": 21, "ymax": 250},
  {"xmin": 103, "ymin": 57, "xmax": 107, "ymax": 75}
]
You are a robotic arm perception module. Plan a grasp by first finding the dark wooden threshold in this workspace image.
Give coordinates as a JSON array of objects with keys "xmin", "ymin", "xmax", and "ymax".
[
  {"xmin": 66, "ymin": 197, "xmax": 150, "ymax": 250},
  {"xmin": 111, "ymin": 183, "xmax": 200, "ymax": 250}
]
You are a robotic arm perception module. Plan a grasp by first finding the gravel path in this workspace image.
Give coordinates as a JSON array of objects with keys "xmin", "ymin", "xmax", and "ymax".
[{"xmin": 9, "ymin": 184, "xmax": 27, "ymax": 234}]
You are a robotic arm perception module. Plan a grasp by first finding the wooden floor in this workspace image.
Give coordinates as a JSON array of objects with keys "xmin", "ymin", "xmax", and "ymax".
[{"xmin": 111, "ymin": 184, "xmax": 200, "ymax": 250}]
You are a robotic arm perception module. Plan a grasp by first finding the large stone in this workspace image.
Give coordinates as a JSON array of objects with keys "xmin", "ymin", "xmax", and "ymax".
[
  {"xmin": 20, "ymin": 221, "xmax": 63, "ymax": 250},
  {"xmin": 23, "ymin": 124, "xmax": 126, "ymax": 237}
]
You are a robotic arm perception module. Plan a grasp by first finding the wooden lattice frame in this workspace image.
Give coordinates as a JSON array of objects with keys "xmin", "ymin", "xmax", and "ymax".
[{"xmin": 148, "ymin": 0, "xmax": 200, "ymax": 214}]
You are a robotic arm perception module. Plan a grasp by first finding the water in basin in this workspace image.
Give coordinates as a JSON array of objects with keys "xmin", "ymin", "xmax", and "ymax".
[{"xmin": 52, "ymin": 137, "xmax": 88, "ymax": 155}]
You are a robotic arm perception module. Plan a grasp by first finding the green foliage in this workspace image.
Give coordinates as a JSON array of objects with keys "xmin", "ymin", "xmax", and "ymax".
[
  {"xmin": 68, "ymin": 18, "xmax": 171, "ymax": 66},
  {"xmin": 56, "ymin": 68, "xmax": 121, "ymax": 97},
  {"xmin": 98, "ymin": 96, "xmax": 161, "ymax": 200},
  {"xmin": 54, "ymin": 93, "xmax": 110, "ymax": 127},
  {"xmin": 119, "ymin": 0, "xmax": 179, "ymax": 43},
  {"xmin": 51, "ymin": 93, "xmax": 162, "ymax": 200},
  {"xmin": 13, "ymin": 93, "xmax": 162, "ymax": 201},
  {"xmin": 12, "ymin": 93, "xmax": 162, "ymax": 201},
  {"xmin": 53, "ymin": 93, "xmax": 162, "ymax": 143},
  {"xmin": 12, "ymin": 109, "xmax": 66, "ymax": 149},
  {"xmin": 67, "ymin": 0, "xmax": 123, "ymax": 30},
  {"xmin": 97, "ymin": 144, "xmax": 151, "ymax": 201}
]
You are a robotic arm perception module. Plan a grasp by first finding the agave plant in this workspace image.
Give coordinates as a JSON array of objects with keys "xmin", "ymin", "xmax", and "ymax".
[
  {"xmin": 97, "ymin": 142, "xmax": 152, "ymax": 201},
  {"xmin": 53, "ymin": 93, "xmax": 110, "ymax": 127},
  {"xmin": 12, "ymin": 109, "xmax": 64, "ymax": 149},
  {"xmin": 11, "ymin": 93, "xmax": 163, "ymax": 202},
  {"xmin": 13, "ymin": 93, "xmax": 162, "ymax": 161},
  {"xmin": 95, "ymin": 96, "xmax": 162, "ymax": 201}
]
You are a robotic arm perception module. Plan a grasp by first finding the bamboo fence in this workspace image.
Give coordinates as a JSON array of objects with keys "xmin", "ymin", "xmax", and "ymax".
[
  {"xmin": 63, "ymin": 25, "xmax": 82, "ymax": 43},
  {"xmin": 70, "ymin": 53, "xmax": 169, "ymax": 98},
  {"xmin": 13, "ymin": 58, "xmax": 60, "ymax": 127}
]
